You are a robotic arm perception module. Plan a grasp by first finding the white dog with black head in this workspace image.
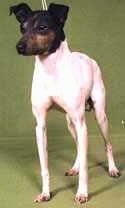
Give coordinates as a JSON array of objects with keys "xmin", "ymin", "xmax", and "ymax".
[{"xmin": 10, "ymin": 3, "xmax": 120, "ymax": 204}]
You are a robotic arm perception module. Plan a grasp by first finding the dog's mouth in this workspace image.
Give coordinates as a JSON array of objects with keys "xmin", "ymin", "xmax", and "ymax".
[
  {"xmin": 16, "ymin": 42, "xmax": 50, "ymax": 56},
  {"xmin": 18, "ymin": 48, "xmax": 49, "ymax": 56}
]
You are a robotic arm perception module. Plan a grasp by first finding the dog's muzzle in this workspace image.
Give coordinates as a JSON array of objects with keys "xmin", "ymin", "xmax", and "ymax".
[{"xmin": 16, "ymin": 40, "xmax": 49, "ymax": 56}]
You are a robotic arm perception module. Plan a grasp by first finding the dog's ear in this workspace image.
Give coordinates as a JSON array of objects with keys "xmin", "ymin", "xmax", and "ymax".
[
  {"xmin": 9, "ymin": 3, "xmax": 32, "ymax": 23},
  {"xmin": 48, "ymin": 3, "xmax": 69, "ymax": 27}
]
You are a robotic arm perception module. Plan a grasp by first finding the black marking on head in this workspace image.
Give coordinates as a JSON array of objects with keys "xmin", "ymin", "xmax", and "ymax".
[
  {"xmin": 9, "ymin": 3, "xmax": 32, "ymax": 23},
  {"xmin": 48, "ymin": 3, "xmax": 69, "ymax": 27},
  {"xmin": 10, "ymin": 3, "xmax": 69, "ymax": 56},
  {"xmin": 30, "ymin": 11, "xmax": 58, "ymax": 33}
]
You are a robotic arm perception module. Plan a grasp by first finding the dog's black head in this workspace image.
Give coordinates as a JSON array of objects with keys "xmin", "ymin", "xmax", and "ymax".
[{"xmin": 10, "ymin": 3, "xmax": 69, "ymax": 56}]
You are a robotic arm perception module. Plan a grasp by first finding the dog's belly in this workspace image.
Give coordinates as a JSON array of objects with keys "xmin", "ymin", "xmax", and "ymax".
[{"xmin": 49, "ymin": 97, "xmax": 94, "ymax": 113}]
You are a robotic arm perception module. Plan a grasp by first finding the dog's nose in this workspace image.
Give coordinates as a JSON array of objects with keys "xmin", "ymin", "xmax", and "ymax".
[{"xmin": 16, "ymin": 42, "xmax": 26, "ymax": 54}]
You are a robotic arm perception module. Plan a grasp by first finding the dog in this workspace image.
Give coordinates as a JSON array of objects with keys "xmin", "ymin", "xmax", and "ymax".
[{"xmin": 10, "ymin": 3, "xmax": 120, "ymax": 203}]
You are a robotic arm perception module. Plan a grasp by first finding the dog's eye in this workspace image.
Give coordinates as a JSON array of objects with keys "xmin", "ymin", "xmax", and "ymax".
[{"xmin": 38, "ymin": 25, "xmax": 48, "ymax": 32}]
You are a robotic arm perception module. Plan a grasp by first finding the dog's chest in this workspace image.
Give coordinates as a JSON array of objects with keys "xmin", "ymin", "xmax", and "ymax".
[
  {"xmin": 40, "ymin": 63, "xmax": 79, "ymax": 97},
  {"xmin": 41, "ymin": 56, "xmax": 87, "ymax": 96},
  {"xmin": 31, "ymin": 51, "xmax": 93, "ymax": 112}
]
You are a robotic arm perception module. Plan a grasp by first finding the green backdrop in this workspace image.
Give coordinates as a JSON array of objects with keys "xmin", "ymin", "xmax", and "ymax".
[
  {"xmin": 0, "ymin": 0, "xmax": 125, "ymax": 136},
  {"xmin": 0, "ymin": 1, "xmax": 125, "ymax": 208}
]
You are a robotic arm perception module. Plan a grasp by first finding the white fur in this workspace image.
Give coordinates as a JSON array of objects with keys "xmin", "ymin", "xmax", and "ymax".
[{"xmin": 31, "ymin": 40, "xmax": 119, "ymax": 202}]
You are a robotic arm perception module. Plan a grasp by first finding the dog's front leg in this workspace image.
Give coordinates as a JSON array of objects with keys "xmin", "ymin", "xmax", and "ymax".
[
  {"xmin": 32, "ymin": 106, "xmax": 50, "ymax": 202},
  {"xmin": 73, "ymin": 113, "xmax": 88, "ymax": 203}
]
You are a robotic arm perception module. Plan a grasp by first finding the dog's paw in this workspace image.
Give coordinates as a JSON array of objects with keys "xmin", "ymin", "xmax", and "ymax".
[
  {"xmin": 34, "ymin": 192, "xmax": 51, "ymax": 202},
  {"xmin": 75, "ymin": 193, "xmax": 88, "ymax": 204},
  {"xmin": 65, "ymin": 168, "xmax": 79, "ymax": 176},
  {"xmin": 109, "ymin": 168, "xmax": 121, "ymax": 178}
]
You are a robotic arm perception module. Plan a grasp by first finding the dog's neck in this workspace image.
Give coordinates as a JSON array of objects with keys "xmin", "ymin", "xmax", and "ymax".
[
  {"xmin": 37, "ymin": 39, "xmax": 70, "ymax": 63},
  {"xmin": 35, "ymin": 40, "xmax": 71, "ymax": 74}
]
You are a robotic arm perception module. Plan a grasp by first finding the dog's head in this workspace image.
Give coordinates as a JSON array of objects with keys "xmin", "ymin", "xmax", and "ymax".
[{"xmin": 10, "ymin": 3, "xmax": 69, "ymax": 56}]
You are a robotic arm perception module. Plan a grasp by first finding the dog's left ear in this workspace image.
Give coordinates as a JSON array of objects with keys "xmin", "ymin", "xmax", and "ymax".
[
  {"xmin": 48, "ymin": 3, "xmax": 69, "ymax": 27},
  {"xmin": 9, "ymin": 3, "xmax": 32, "ymax": 23}
]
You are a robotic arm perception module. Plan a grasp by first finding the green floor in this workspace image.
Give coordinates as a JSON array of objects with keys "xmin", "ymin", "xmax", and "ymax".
[
  {"xmin": 0, "ymin": 0, "xmax": 125, "ymax": 207},
  {"xmin": 0, "ymin": 132, "xmax": 125, "ymax": 208}
]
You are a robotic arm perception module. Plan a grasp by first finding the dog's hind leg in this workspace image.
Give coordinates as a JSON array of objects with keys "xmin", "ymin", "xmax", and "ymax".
[
  {"xmin": 91, "ymin": 67, "xmax": 120, "ymax": 177},
  {"xmin": 65, "ymin": 114, "xmax": 79, "ymax": 176},
  {"xmin": 93, "ymin": 101, "xmax": 120, "ymax": 177}
]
